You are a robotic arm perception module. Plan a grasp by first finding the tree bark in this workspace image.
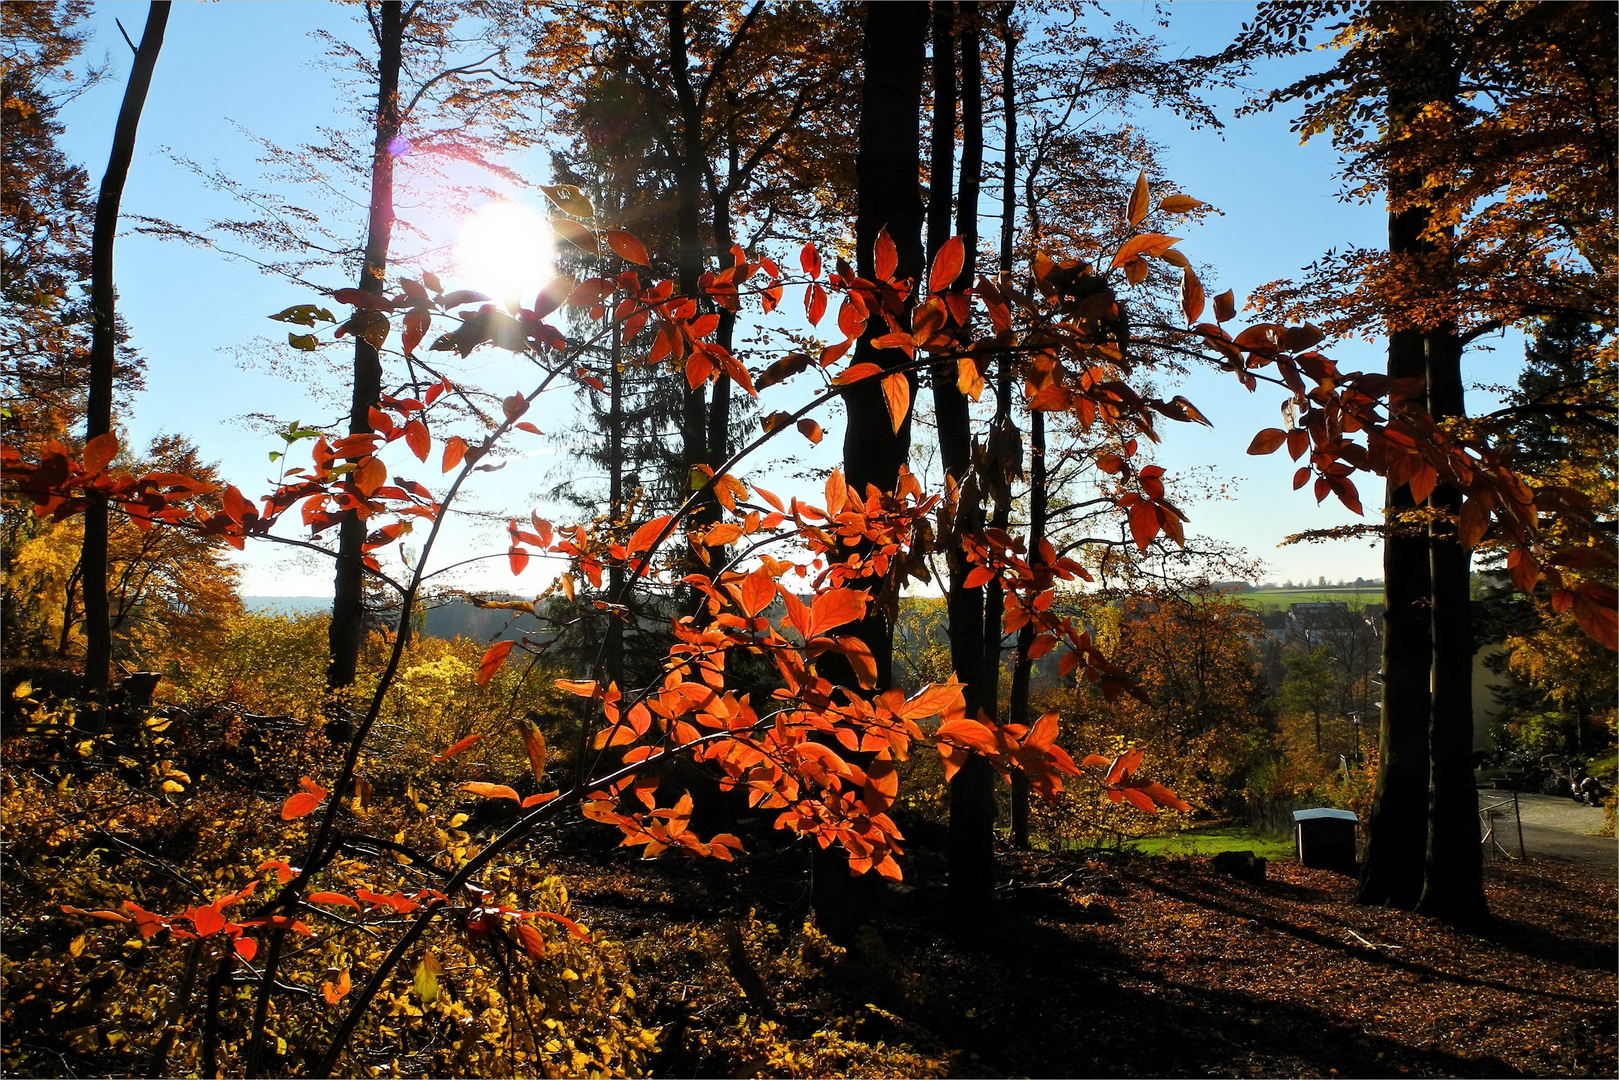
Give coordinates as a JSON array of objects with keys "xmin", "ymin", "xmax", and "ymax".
[
  {"xmin": 83, "ymin": 1, "xmax": 169, "ymax": 712},
  {"xmin": 930, "ymin": 1, "xmax": 998, "ymax": 919},
  {"xmin": 813, "ymin": 0, "xmax": 927, "ymax": 940},
  {"xmin": 328, "ymin": 0, "xmax": 404, "ymax": 702},
  {"xmin": 1357, "ymin": 5, "xmax": 1444, "ymax": 912},
  {"xmin": 665, "ymin": 1, "xmax": 718, "ymax": 591},
  {"xmin": 1418, "ymin": 248, "xmax": 1490, "ymax": 926}
]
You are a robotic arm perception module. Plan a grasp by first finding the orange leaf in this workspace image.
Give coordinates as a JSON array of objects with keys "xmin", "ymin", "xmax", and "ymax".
[
  {"xmin": 555, "ymin": 678, "xmax": 599, "ymax": 697},
  {"xmin": 1157, "ymin": 193, "xmax": 1205, "ymax": 214},
  {"xmin": 433, "ymin": 732, "xmax": 487, "ymax": 761},
  {"xmin": 476, "ymin": 640, "xmax": 515, "ymax": 687},
  {"xmin": 929, "ymin": 236, "xmax": 964, "ymax": 294},
  {"xmin": 353, "ymin": 456, "xmax": 387, "ymax": 497},
  {"xmin": 874, "ymin": 227, "xmax": 898, "ymax": 281},
  {"xmin": 280, "ymin": 777, "xmax": 327, "ymax": 821},
  {"xmin": 1110, "ymin": 231, "xmax": 1180, "ymax": 269},
  {"xmin": 441, "ymin": 435, "xmax": 468, "ymax": 473},
  {"xmin": 796, "ymin": 418, "xmax": 823, "ymax": 444},
  {"xmin": 833, "ymin": 634, "xmax": 878, "ymax": 690},
  {"xmin": 84, "ymin": 432, "xmax": 119, "ymax": 474},
  {"xmin": 1025, "ymin": 712, "xmax": 1059, "ymax": 751},
  {"xmin": 323, "ymin": 967, "xmax": 352, "ymax": 1004},
  {"xmin": 1126, "ymin": 170, "xmax": 1149, "ymax": 226},
  {"xmin": 308, "ymin": 892, "xmax": 361, "ymax": 910},
  {"xmin": 604, "ymin": 228, "xmax": 649, "ymax": 266},
  {"xmin": 738, "ymin": 566, "xmax": 776, "ymax": 617},
  {"xmin": 1246, "ymin": 428, "xmax": 1288, "ymax": 455},
  {"xmin": 962, "ymin": 565, "xmax": 994, "ymax": 590},
  {"xmin": 881, "ymin": 372, "xmax": 910, "ymax": 434},
  {"xmin": 514, "ymin": 716, "xmax": 548, "ymax": 786},
  {"xmin": 833, "ymin": 362, "xmax": 884, "ymax": 386},
  {"xmin": 807, "ymin": 588, "xmax": 868, "ymax": 638},
  {"xmin": 460, "ymin": 781, "xmax": 522, "ymax": 803},
  {"xmin": 1180, "ymin": 267, "xmax": 1205, "ymax": 325},
  {"xmin": 517, "ymin": 922, "xmax": 547, "ymax": 959},
  {"xmin": 629, "ymin": 514, "xmax": 675, "ymax": 555}
]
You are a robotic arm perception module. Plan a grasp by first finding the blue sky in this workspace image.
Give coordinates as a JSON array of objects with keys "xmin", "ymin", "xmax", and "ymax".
[{"xmin": 54, "ymin": 1, "xmax": 1529, "ymax": 596}]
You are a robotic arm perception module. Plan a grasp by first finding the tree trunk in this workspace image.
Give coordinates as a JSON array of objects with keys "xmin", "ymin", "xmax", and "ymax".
[
  {"xmin": 83, "ymin": 1, "xmax": 169, "ymax": 713},
  {"xmin": 813, "ymin": 0, "xmax": 927, "ymax": 941},
  {"xmin": 1417, "ymin": 272, "xmax": 1490, "ymax": 926},
  {"xmin": 328, "ymin": 0, "xmax": 404, "ymax": 701},
  {"xmin": 665, "ymin": 1, "xmax": 720, "ymax": 592},
  {"xmin": 1357, "ymin": 5, "xmax": 1446, "ymax": 911},
  {"xmin": 929, "ymin": 1, "xmax": 997, "ymax": 920}
]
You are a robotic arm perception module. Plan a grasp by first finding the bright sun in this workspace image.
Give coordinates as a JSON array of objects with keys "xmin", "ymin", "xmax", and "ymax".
[{"xmin": 454, "ymin": 201, "xmax": 554, "ymax": 308}]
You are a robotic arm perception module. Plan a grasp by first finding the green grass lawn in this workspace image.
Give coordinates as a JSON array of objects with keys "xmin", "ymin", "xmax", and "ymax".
[
  {"xmin": 1228, "ymin": 586, "xmax": 1382, "ymax": 612},
  {"xmin": 1123, "ymin": 826, "xmax": 1296, "ymax": 860}
]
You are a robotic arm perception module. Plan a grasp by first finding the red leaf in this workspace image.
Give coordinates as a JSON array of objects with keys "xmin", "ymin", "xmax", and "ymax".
[
  {"xmin": 476, "ymin": 640, "xmax": 515, "ymax": 687},
  {"xmin": 403, "ymin": 419, "xmax": 429, "ymax": 463},
  {"xmin": 800, "ymin": 241, "xmax": 821, "ymax": 278},
  {"xmin": 308, "ymin": 892, "xmax": 361, "ymax": 910},
  {"xmin": 874, "ymin": 228, "xmax": 898, "ymax": 281},
  {"xmin": 187, "ymin": 903, "xmax": 227, "ymax": 937},
  {"xmin": 234, "ymin": 936, "xmax": 259, "ymax": 961},
  {"xmin": 628, "ymin": 514, "xmax": 675, "ymax": 555},
  {"xmin": 281, "ymin": 777, "xmax": 328, "ymax": 821},
  {"xmin": 929, "ymin": 236, "xmax": 964, "ymax": 294},
  {"xmin": 963, "ymin": 565, "xmax": 994, "ymax": 589},
  {"xmin": 1128, "ymin": 501, "xmax": 1158, "ymax": 551},
  {"xmin": 441, "ymin": 435, "xmax": 468, "ymax": 473},
  {"xmin": 84, "ymin": 432, "xmax": 119, "ymax": 474},
  {"xmin": 1246, "ymin": 428, "xmax": 1288, "ymax": 455},
  {"xmin": 604, "ymin": 229, "xmax": 650, "ymax": 266},
  {"xmin": 805, "ymin": 282, "xmax": 827, "ymax": 326}
]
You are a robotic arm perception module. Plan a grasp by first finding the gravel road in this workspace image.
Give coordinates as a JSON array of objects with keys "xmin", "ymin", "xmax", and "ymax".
[{"xmin": 1478, "ymin": 790, "xmax": 1615, "ymax": 868}]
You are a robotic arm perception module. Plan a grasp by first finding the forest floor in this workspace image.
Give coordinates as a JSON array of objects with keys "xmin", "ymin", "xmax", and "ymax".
[{"xmin": 549, "ymin": 829, "xmax": 1618, "ymax": 1078}]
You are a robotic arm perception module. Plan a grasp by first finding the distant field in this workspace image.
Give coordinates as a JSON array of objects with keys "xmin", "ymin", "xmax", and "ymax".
[{"xmin": 1229, "ymin": 586, "xmax": 1382, "ymax": 612}]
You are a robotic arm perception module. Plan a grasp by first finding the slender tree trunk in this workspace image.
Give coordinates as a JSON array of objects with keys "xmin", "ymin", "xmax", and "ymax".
[
  {"xmin": 665, "ymin": 1, "xmax": 718, "ymax": 594},
  {"xmin": 328, "ymin": 0, "xmax": 404, "ymax": 701},
  {"xmin": 929, "ymin": 1, "xmax": 998, "ymax": 919},
  {"xmin": 813, "ymin": 0, "xmax": 927, "ymax": 941},
  {"xmin": 83, "ymin": 1, "xmax": 169, "ymax": 713},
  {"xmin": 992, "ymin": 4, "xmax": 1035, "ymax": 849}
]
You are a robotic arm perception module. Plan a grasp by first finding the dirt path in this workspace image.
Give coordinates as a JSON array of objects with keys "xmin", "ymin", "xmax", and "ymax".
[{"xmin": 1481, "ymin": 791, "xmax": 1614, "ymax": 868}]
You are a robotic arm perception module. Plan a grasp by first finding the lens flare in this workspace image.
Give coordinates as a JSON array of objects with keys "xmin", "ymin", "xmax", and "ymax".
[{"xmin": 453, "ymin": 201, "xmax": 554, "ymax": 308}]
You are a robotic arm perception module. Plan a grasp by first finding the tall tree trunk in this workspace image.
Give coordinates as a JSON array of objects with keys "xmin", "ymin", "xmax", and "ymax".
[
  {"xmin": 328, "ymin": 0, "xmax": 404, "ymax": 703},
  {"xmin": 665, "ymin": 1, "xmax": 719, "ymax": 592},
  {"xmin": 1418, "ymin": 248, "xmax": 1489, "ymax": 926},
  {"xmin": 930, "ymin": 1, "xmax": 998, "ymax": 919},
  {"xmin": 83, "ymin": 1, "xmax": 169, "ymax": 713},
  {"xmin": 813, "ymin": 0, "xmax": 927, "ymax": 940},
  {"xmin": 1357, "ymin": 6, "xmax": 1443, "ymax": 911},
  {"xmin": 993, "ymin": 4, "xmax": 1034, "ymax": 850}
]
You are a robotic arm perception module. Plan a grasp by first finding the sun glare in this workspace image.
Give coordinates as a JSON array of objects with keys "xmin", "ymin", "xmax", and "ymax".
[{"xmin": 454, "ymin": 201, "xmax": 554, "ymax": 308}]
